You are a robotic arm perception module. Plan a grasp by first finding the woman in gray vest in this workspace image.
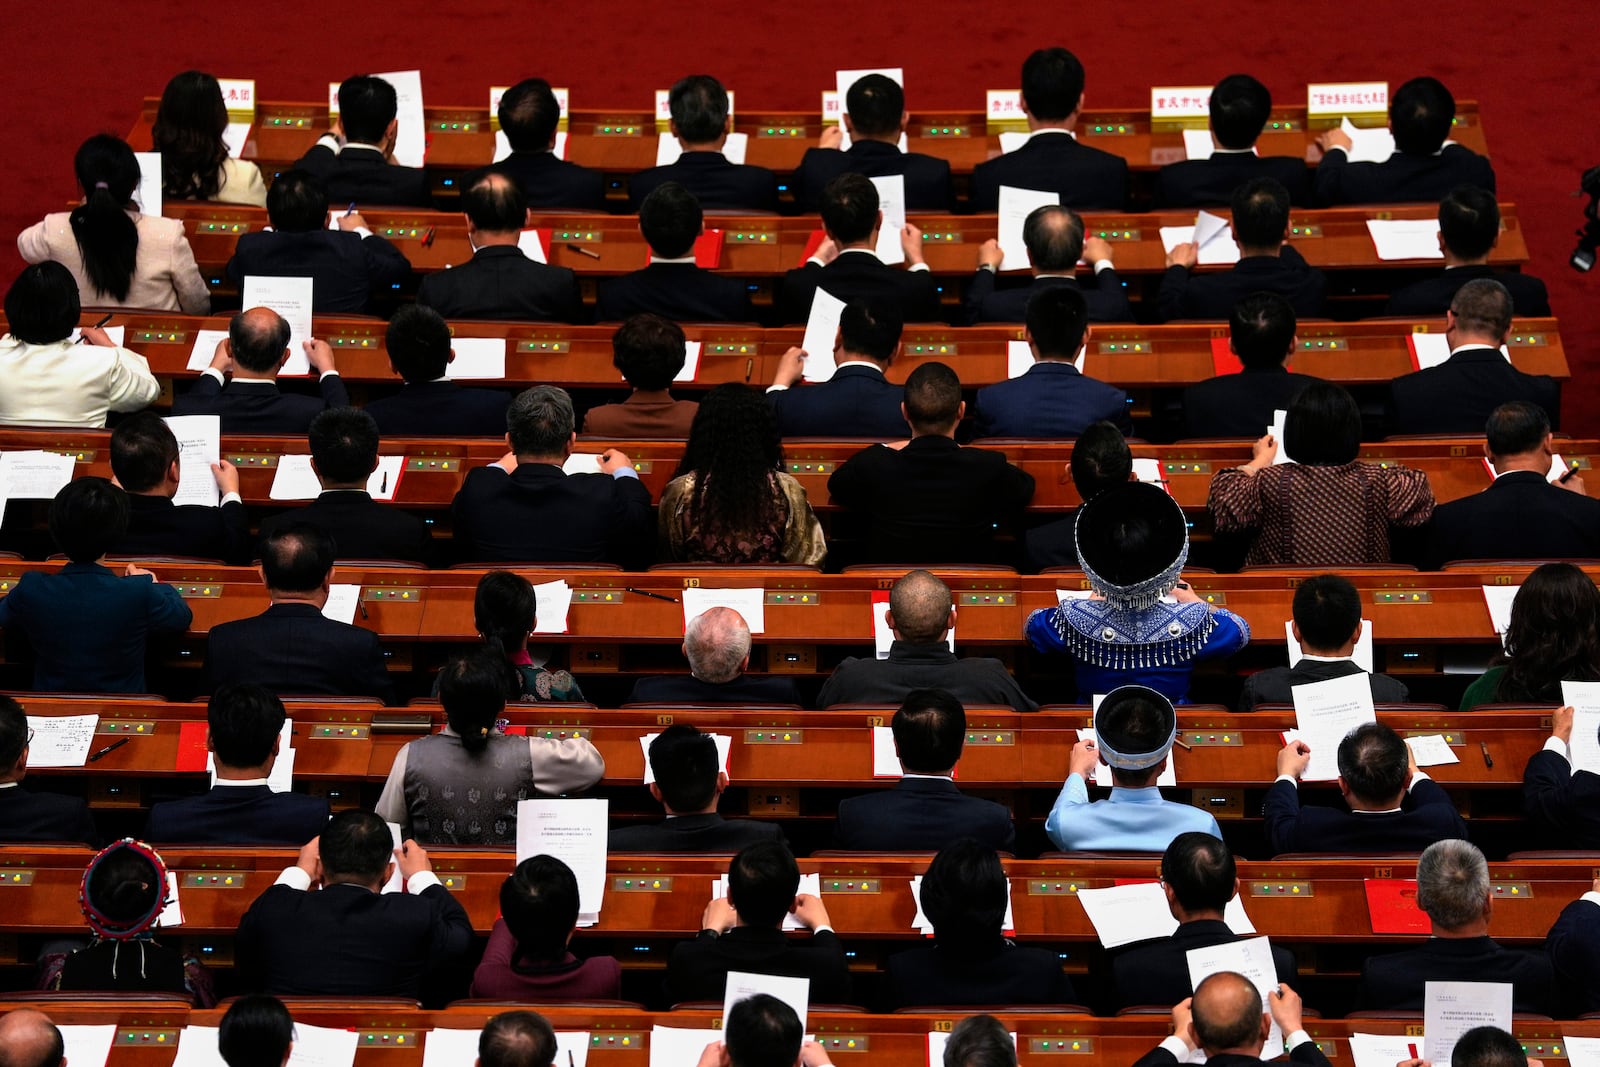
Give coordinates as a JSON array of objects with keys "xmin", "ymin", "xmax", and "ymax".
[{"xmin": 376, "ymin": 649, "xmax": 605, "ymax": 845}]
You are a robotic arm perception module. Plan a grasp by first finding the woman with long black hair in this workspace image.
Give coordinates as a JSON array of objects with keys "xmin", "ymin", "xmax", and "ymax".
[{"xmin": 152, "ymin": 70, "xmax": 267, "ymax": 206}]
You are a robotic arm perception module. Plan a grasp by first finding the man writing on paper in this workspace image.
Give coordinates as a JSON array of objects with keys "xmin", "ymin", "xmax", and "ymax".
[
  {"xmin": 628, "ymin": 75, "xmax": 778, "ymax": 212},
  {"xmin": 491, "ymin": 77, "xmax": 607, "ymax": 210},
  {"xmin": 1109, "ymin": 834, "xmax": 1297, "ymax": 1010},
  {"xmin": 597, "ymin": 183, "xmax": 754, "ymax": 323},
  {"xmin": 582, "ymin": 314, "xmax": 701, "ymax": 437},
  {"xmin": 610, "ymin": 723, "xmax": 787, "ymax": 852},
  {"xmin": 363, "ymin": 304, "xmax": 512, "ymax": 437},
  {"xmin": 257, "ymin": 408, "xmax": 431, "ymax": 564},
  {"xmin": 451, "ymin": 386, "xmax": 653, "ymax": 565},
  {"xmin": 1522, "ymin": 704, "xmax": 1600, "ymax": 851},
  {"xmin": 964, "ymin": 204, "xmax": 1133, "ymax": 324},
  {"xmin": 1361, "ymin": 840, "xmax": 1554, "ymax": 1013},
  {"xmin": 172, "ymin": 307, "xmax": 349, "ymax": 434},
  {"xmin": 224, "ymin": 170, "xmax": 410, "ymax": 314},
  {"xmin": 968, "ymin": 47, "xmax": 1128, "ymax": 211},
  {"xmin": 1133, "ymin": 973, "xmax": 1325, "ymax": 1067},
  {"xmin": 1389, "ymin": 279, "xmax": 1561, "ymax": 436},
  {"xmin": 767, "ymin": 298, "xmax": 908, "ymax": 438},
  {"xmin": 665, "ymin": 840, "xmax": 851, "ymax": 1004},
  {"xmin": 834, "ymin": 689, "xmax": 1016, "ymax": 852},
  {"xmin": 972, "ymin": 287, "xmax": 1131, "ymax": 437},
  {"xmin": 1238, "ymin": 575, "xmax": 1410, "ymax": 710},
  {"xmin": 1020, "ymin": 420, "xmax": 1133, "ymax": 571},
  {"xmin": 205, "ymin": 524, "xmax": 395, "ymax": 703},
  {"xmin": 1181, "ymin": 293, "xmax": 1324, "ymax": 439},
  {"xmin": 110, "ymin": 412, "xmax": 250, "ymax": 565},
  {"xmin": 1155, "ymin": 75, "xmax": 1312, "ymax": 208},
  {"xmin": 1314, "ymin": 77, "xmax": 1496, "ymax": 206},
  {"xmin": 775, "ymin": 173, "xmax": 939, "ymax": 325},
  {"xmin": 1264, "ymin": 721, "xmax": 1466, "ymax": 854},
  {"xmin": 0, "ymin": 1008, "xmax": 65, "ymax": 1067},
  {"xmin": 0, "ymin": 695, "xmax": 97, "ymax": 846},
  {"xmin": 628, "ymin": 608, "xmax": 803, "ymax": 705},
  {"xmin": 1159, "ymin": 177, "xmax": 1327, "ymax": 321},
  {"xmin": 1045, "ymin": 685, "xmax": 1221, "ymax": 852},
  {"xmin": 294, "ymin": 74, "xmax": 431, "ymax": 207},
  {"xmin": 1385, "ymin": 186, "xmax": 1550, "ymax": 317},
  {"xmin": 829, "ymin": 363, "xmax": 1036, "ymax": 565},
  {"xmin": 143, "ymin": 684, "xmax": 330, "ymax": 846},
  {"xmin": 792, "ymin": 73, "xmax": 954, "ymax": 212},
  {"xmin": 416, "ymin": 171, "xmax": 582, "ymax": 322},
  {"xmin": 235, "ymin": 810, "xmax": 473, "ymax": 1003}
]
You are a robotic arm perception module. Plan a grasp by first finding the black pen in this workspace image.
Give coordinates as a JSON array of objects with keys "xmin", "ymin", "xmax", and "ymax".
[
  {"xmin": 77, "ymin": 312, "xmax": 114, "ymax": 343},
  {"xmin": 569, "ymin": 1053, "xmax": 576, "ymax": 1067},
  {"xmin": 626, "ymin": 587, "xmax": 679, "ymax": 603},
  {"xmin": 380, "ymin": 470, "xmax": 388, "ymax": 494},
  {"xmin": 1560, "ymin": 465, "xmax": 1580, "ymax": 484},
  {"xmin": 1480, "ymin": 742, "xmax": 1493, "ymax": 768},
  {"xmin": 88, "ymin": 737, "xmax": 131, "ymax": 762}
]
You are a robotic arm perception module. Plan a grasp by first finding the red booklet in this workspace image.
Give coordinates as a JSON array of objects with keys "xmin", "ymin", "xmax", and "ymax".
[
  {"xmin": 1210, "ymin": 336, "xmax": 1245, "ymax": 376},
  {"xmin": 798, "ymin": 228, "xmax": 827, "ymax": 266},
  {"xmin": 175, "ymin": 721, "xmax": 209, "ymax": 772},
  {"xmin": 1364, "ymin": 878, "xmax": 1431, "ymax": 934}
]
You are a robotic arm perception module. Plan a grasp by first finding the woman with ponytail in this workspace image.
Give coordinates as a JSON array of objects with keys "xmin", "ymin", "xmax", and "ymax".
[
  {"xmin": 376, "ymin": 647, "xmax": 604, "ymax": 845},
  {"xmin": 469, "ymin": 569, "xmax": 587, "ymax": 703},
  {"xmin": 19, "ymin": 134, "xmax": 210, "ymax": 313},
  {"xmin": 152, "ymin": 71, "xmax": 267, "ymax": 206}
]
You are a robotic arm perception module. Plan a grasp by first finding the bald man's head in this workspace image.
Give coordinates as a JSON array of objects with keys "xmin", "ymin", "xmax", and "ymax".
[
  {"xmin": 888, "ymin": 569, "xmax": 954, "ymax": 644},
  {"xmin": 685, "ymin": 606, "xmax": 752, "ymax": 683},
  {"xmin": 464, "ymin": 170, "xmax": 530, "ymax": 234},
  {"xmin": 1023, "ymin": 205, "xmax": 1086, "ymax": 272},
  {"xmin": 1191, "ymin": 972, "xmax": 1266, "ymax": 1055},
  {"xmin": 228, "ymin": 307, "xmax": 292, "ymax": 374},
  {"xmin": 0, "ymin": 1009, "xmax": 65, "ymax": 1067}
]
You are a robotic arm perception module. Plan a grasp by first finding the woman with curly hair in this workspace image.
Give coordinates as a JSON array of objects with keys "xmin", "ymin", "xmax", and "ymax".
[
  {"xmin": 1462, "ymin": 562, "xmax": 1600, "ymax": 709},
  {"xmin": 152, "ymin": 71, "xmax": 268, "ymax": 206},
  {"xmin": 658, "ymin": 383, "xmax": 826, "ymax": 564}
]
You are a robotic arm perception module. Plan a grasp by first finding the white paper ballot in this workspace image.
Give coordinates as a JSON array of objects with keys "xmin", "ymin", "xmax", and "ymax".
[
  {"xmin": 59, "ymin": 1026, "xmax": 118, "ymax": 1067},
  {"xmin": 321, "ymin": 584, "xmax": 362, "ymax": 624},
  {"xmin": 533, "ymin": 579, "xmax": 573, "ymax": 634},
  {"xmin": 682, "ymin": 587, "xmax": 766, "ymax": 634},
  {"xmin": 1076, "ymin": 881, "xmax": 1256, "ymax": 949},
  {"xmin": 1481, "ymin": 585, "xmax": 1519, "ymax": 639},
  {"xmin": 913, "ymin": 875, "xmax": 1013, "ymax": 934},
  {"xmin": 1560, "ymin": 681, "xmax": 1600, "ymax": 774},
  {"xmin": 650, "ymin": 1027, "xmax": 724, "ymax": 1067},
  {"xmin": 223, "ymin": 123, "xmax": 252, "ymax": 158},
  {"xmin": 1158, "ymin": 212, "xmax": 1241, "ymax": 265},
  {"xmin": 1412, "ymin": 332, "xmax": 1510, "ymax": 371},
  {"xmin": 286, "ymin": 1021, "xmax": 361, "ymax": 1067},
  {"xmin": 132, "ymin": 152, "xmax": 162, "ymax": 218},
  {"xmin": 516, "ymin": 798, "xmax": 609, "ymax": 919},
  {"xmin": 1288, "ymin": 672, "xmax": 1378, "ymax": 781},
  {"xmin": 676, "ymin": 340, "xmax": 703, "ymax": 383},
  {"xmin": 163, "ymin": 415, "xmax": 221, "ymax": 507},
  {"xmin": 423, "ymin": 1029, "xmax": 481, "ymax": 1067},
  {"xmin": 642, "ymin": 732, "xmax": 731, "ymax": 784},
  {"xmin": 446, "ymin": 337, "xmax": 508, "ymax": 380},
  {"xmin": 0, "ymin": 450, "xmax": 76, "ymax": 499},
  {"xmin": 170, "ymin": 1026, "xmax": 222, "ymax": 1067},
  {"xmin": 1182, "ymin": 128, "xmax": 1215, "ymax": 160},
  {"xmin": 870, "ymin": 174, "xmax": 907, "ymax": 265},
  {"xmin": 24, "ymin": 715, "xmax": 99, "ymax": 768},
  {"xmin": 836, "ymin": 67, "xmax": 904, "ymax": 110},
  {"xmin": 68, "ymin": 325, "xmax": 127, "ymax": 346},
  {"xmin": 1367, "ymin": 219, "xmax": 1444, "ymax": 261},
  {"xmin": 1270, "ymin": 408, "xmax": 1293, "ymax": 465},
  {"xmin": 1564, "ymin": 1036, "xmax": 1600, "ymax": 1067},
  {"xmin": 1348, "ymin": 1033, "xmax": 1424, "ymax": 1067},
  {"xmin": 271, "ymin": 453, "xmax": 397, "ymax": 501},
  {"xmin": 800, "ymin": 289, "xmax": 847, "ymax": 382},
  {"xmin": 209, "ymin": 720, "xmax": 293, "ymax": 793},
  {"xmin": 1339, "ymin": 116, "xmax": 1396, "ymax": 164},
  {"xmin": 1187, "ymin": 937, "xmax": 1285, "ymax": 1059},
  {"xmin": 1407, "ymin": 734, "xmax": 1461, "ymax": 767},
  {"xmin": 1132, "ymin": 458, "xmax": 1165, "ymax": 484},
  {"xmin": 724, "ymin": 971, "xmax": 810, "ymax": 1029},
  {"xmin": 373, "ymin": 70, "xmax": 426, "ymax": 169},
  {"xmin": 997, "ymin": 130, "xmax": 1030, "ymax": 154},
  {"xmin": 518, "ymin": 228, "xmax": 548, "ymax": 263},
  {"xmin": 382, "ymin": 821, "xmax": 405, "ymax": 894},
  {"xmin": 242, "ymin": 276, "xmax": 314, "ymax": 375},
  {"xmin": 872, "ymin": 594, "xmax": 953, "ymax": 659},
  {"xmin": 155, "ymin": 870, "xmax": 185, "ymax": 927},
  {"xmin": 1285, "ymin": 618, "xmax": 1374, "ymax": 673},
  {"xmin": 656, "ymin": 131, "xmax": 748, "ymax": 165},
  {"xmin": 185, "ymin": 328, "xmax": 232, "ymax": 371},
  {"xmin": 997, "ymin": 186, "xmax": 1060, "ymax": 271},
  {"xmin": 1006, "ymin": 339, "xmax": 1035, "ymax": 379},
  {"xmin": 494, "ymin": 129, "xmax": 513, "ymax": 162},
  {"xmin": 712, "ymin": 873, "xmax": 822, "ymax": 932},
  {"xmin": 872, "ymin": 725, "xmax": 902, "ymax": 776},
  {"xmin": 562, "ymin": 453, "xmax": 603, "ymax": 475},
  {"xmin": 1078, "ymin": 728, "xmax": 1176, "ymax": 787},
  {"xmin": 1055, "ymin": 589, "xmax": 1095, "ymax": 605},
  {"xmin": 1425, "ymin": 981, "xmax": 1513, "ymax": 1067}
]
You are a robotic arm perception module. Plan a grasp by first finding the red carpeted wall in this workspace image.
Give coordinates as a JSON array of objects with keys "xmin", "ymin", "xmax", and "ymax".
[{"xmin": 3, "ymin": 0, "xmax": 1595, "ymax": 428}]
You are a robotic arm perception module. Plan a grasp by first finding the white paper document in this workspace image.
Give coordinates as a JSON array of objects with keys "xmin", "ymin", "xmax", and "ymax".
[
  {"xmin": 1564, "ymin": 1036, "xmax": 1600, "ymax": 1067},
  {"xmin": 1406, "ymin": 734, "xmax": 1461, "ymax": 767},
  {"xmin": 155, "ymin": 870, "xmax": 185, "ymax": 927},
  {"xmin": 682, "ymin": 587, "xmax": 766, "ymax": 634},
  {"xmin": 519, "ymin": 228, "xmax": 548, "ymax": 263},
  {"xmin": 1339, "ymin": 117, "xmax": 1396, "ymax": 164},
  {"xmin": 1285, "ymin": 619, "xmax": 1374, "ymax": 673},
  {"xmin": 1187, "ymin": 937, "xmax": 1285, "ymax": 1059},
  {"xmin": 562, "ymin": 453, "xmax": 603, "ymax": 475},
  {"xmin": 997, "ymin": 131, "xmax": 1031, "ymax": 154},
  {"xmin": 170, "ymin": 1026, "xmax": 223, "ymax": 1067},
  {"xmin": 872, "ymin": 594, "xmax": 953, "ymax": 660},
  {"xmin": 382, "ymin": 820, "xmax": 405, "ymax": 894},
  {"xmin": 0, "ymin": 450, "xmax": 76, "ymax": 499},
  {"xmin": 241, "ymin": 275, "xmax": 314, "ymax": 375},
  {"xmin": 1561, "ymin": 681, "xmax": 1600, "ymax": 774},
  {"xmin": 24, "ymin": 714, "xmax": 99, "ymax": 768},
  {"xmin": 870, "ymin": 174, "xmax": 907, "ymax": 266},
  {"xmin": 724, "ymin": 970, "xmax": 811, "ymax": 1029},
  {"xmin": 1076, "ymin": 881, "xmax": 1256, "ymax": 949},
  {"xmin": 642, "ymin": 732, "xmax": 731, "ymax": 784},
  {"xmin": 375, "ymin": 70, "xmax": 427, "ymax": 169},
  {"xmin": 1481, "ymin": 585, "xmax": 1519, "ymax": 640},
  {"xmin": 676, "ymin": 340, "xmax": 703, "ymax": 383},
  {"xmin": 1288, "ymin": 672, "xmax": 1378, "ymax": 781},
  {"xmin": 185, "ymin": 328, "xmax": 232, "ymax": 371},
  {"xmin": 1270, "ymin": 408, "xmax": 1293, "ymax": 465},
  {"xmin": 286, "ymin": 1021, "xmax": 361, "ymax": 1067},
  {"xmin": 656, "ymin": 131, "xmax": 748, "ymax": 166},
  {"xmin": 1077, "ymin": 728, "xmax": 1176, "ymax": 787},
  {"xmin": 223, "ymin": 122, "xmax": 252, "ymax": 158},
  {"xmin": 1182, "ymin": 128, "xmax": 1215, "ymax": 160},
  {"xmin": 132, "ymin": 152, "xmax": 162, "ymax": 218},
  {"xmin": 446, "ymin": 337, "xmax": 508, "ymax": 380},
  {"xmin": 712, "ymin": 873, "xmax": 822, "ymax": 932},
  {"xmin": 423, "ymin": 1029, "xmax": 481, "ymax": 1067},
  {"xmin": 1005, "ymin": 339, "xmax": 1035, "ymax": 379},
  {"xmin": 997, "ymin": 186, "xmax": 1060, "ymax": 271},
  {"xmin": 209, "ymin": 719, "xmax": 294, "ymax": 793},
  {"xmin": 533, "ymin": 579, "xmax": 573, "ymax": 634},
  {"xmin": 1367, "ymin": 219, "xmax": 1444, "ymax": 261},
  {"xmin": 1424, "ymin": 981, "xmax": 1512, "ymax": 1067},
  {"xmin": 912, "ymin": 875, "xmax": 1012, "ymax": 934},
  {"xmin": 68, "ymin": 325, "xmax": 127, "ymax": 346},
  {"xmin": 321, "ymin": 584, "xmax": 362, "ymax": 624},
  {"xmin": 1158, "ymin": 210, "xmax": 1240, "ymax": 265},
  {"xmin": 267, "ymin": 453, "xmax": 399, "ymax": 501},
  {"xmin": 872, "ymin": 725, "xmax": 901, "ymax": 777},
  {"xmin": 163, "ymin": 415, "xmax": 221, "ymax": 507},
  {"xmin": 800, "ymin": 289, "xmax": 847, "ymax": 382},
  {"xmin": 836, "ymin": 67, "xmax": 904, "ymax": 110},
  {"xmin": 516, "ymin": 798, "xmax": 609, "ymax": 921},
  {"xmin": 1348, "ymin": 1033, "xmax": 1424, "ymax": 1067},
  {"xmin": 650, "ymin": 1027, "xmax": 724, "ymax": 1067},
  {"xmin": 59, "ymin": 1026, "xmax": 118, "ymax": 1067}
]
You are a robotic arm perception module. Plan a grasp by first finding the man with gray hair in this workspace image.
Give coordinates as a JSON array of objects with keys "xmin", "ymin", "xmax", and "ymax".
[
  {"xmin": 965, "ymin": 205, "xmax": 1132, "ymax": 323},
  {"xmin": 173, "ymin": 306, "xmax": 348, "ymax": 433},
  {"xmin": 0, "ymin": 1008, "xmax": 66, "ymax": 1067},
  {"xmin": 1360, "ymin": 839, "xmax": 1553, "ymax": 1012},
  {"xmin": 1389, "ymin": 277, "xmax": 1560, "ymax": 435},
  {"xmin": 627, "ymin": 607, "xmax": 802, "ymax": 705},
  {"xmin": 450, "ymin": 385, "xmax": 652, "ymax": 565}
]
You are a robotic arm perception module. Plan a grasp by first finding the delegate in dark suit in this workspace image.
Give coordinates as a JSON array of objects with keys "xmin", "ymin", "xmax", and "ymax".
[
  {"xmin": 363, "ymin": 381, "xmax": 511, "ymax": 437},
  {"xmin": 776, "ymin": 251, "xmax": 941, "ymax": 325},
  {"xmin": 1316, "ymin": 144, "xmax": 1496, "ymax": 206},
  {"xmin": 1384, "ymin": 265, "xmax": 1551, "ymax": 318},
  {"xmin": 884, "ymin": 941, "xmax": 1073, "ymax": 1010},
  {"xmin": 791, "ymin": 143, "xmax": 954, "ymax": 212},
  {"xmin": 769, "ymin": 365, "xmax": 907, "ymax": 438},
  {"xmin": 0, "ymin": 786, "xmax": 97, "ymax": 845},
  {"xmin": 964, "ymin": 271, "xmax": 1132, "ymax": 325},
  {"xmin": 258, "ymin": 491, "xmax": 431, "ymax": 564},
  {"xmin": 627, "ymin": 674, "xmax": 803, "ymax": 705},
  {"xmin": 292, "ymin": 143, "xmax": 432, "ymax": 207},
  {"xmin": 1261, "ymin": 777, "xmax": 1467, "ymax": 855},
  {"xmin": 171, "ymin": 376, "xmax": 351, "ymax": 436},
  {"xmin": 1424, "ymin": 470, "xmax": 1600, "ymax": 568},
  {"xmin": 1547, "ymin": 896, "xmax": 1600, "ymax": 1013},
  {"xmin": 973, "ymin": 362, "xmax": 1131, "ymax": 438},
  {"xmin": 1156, "ymin": 152, "xmax": 1313, "ymax": 207},
  {"xmin": 206, "ymin": 603, "xmax": 395, "ymax": 704},
  {"xmin": 834, "ymin": 777, "xmax": 1015, "ymax": 852},
  {"xmin": 595, "ymin": 263, "xmax": 754, "ymax": 323},
  {"xmin": 116, "ymin": 494, "xmax": 251, "ymax": 565},
  {"xmin": 225, "ymin": 230, "xmax": 410, "ymax": 315},
  {"xmin": 609, "ymin": 813, "xmax": 786, "ymax": 853},
  {"xmin": 628, "ymin": 152, "xmax": 779, "ymax": 213},
  {"xmin": 451, "ymin": 464, "xmax": 653, "ymax": 565},
  {"xmin": 1159, "ymin": 246, "xmax": 1327, "ymax": 321},
  {"xmin": 485, "ymin": 152, "xmax": 608, "ymax": 211},
  {"xmin": 1360, "ymin": 936, "xmax": 1554, "ymax": 1012},
  {"xmin": 415, "ymin": 246, "xmax": 582, "ymax": 322},
  {"xmin": 1389, "ymin": 348, "xmax": 1561, "ymax": 435},
  {"xmin": 1134, "ymin": 1041, "xmax": 1331, "ymax": 1067},
  {"xmin": 1182, "ymin": 369, "xmax": 1323, "ymax": 439},
  {"xmin": 143, "ymin": 785, "xmax": 330, "ymax": 846},
  {"xmin": 1238, "ymin": 660, "xmax": 1410, "ymax": 712},
  {"xmin": 665, "ymin": 926, "xmax": 851, "ymax": 1005},
  {"xmin": 1523, "ymin": 747, "xmax": 1600, "ymax": 850},
  {"xmin": 1109, "ymin": 920, "xmax": 1298, "ymax": 1010},
  {"xmin": 968, "ymin": 133, "xmax": 1129, "ymax": 211},
  {"xmin": 816, "ymin": 642, "xmax": 1039, "ymax": 712}
]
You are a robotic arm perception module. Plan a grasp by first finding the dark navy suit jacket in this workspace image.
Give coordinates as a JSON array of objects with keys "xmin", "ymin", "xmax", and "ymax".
[
  {"xmin": 835, "ymin": 777, "xmax": 1015, "ymax": 851},
  {"xmin": 964, "ymin": 270, "xmax": 1132, "ymax": 324},
  {"xmin": 776, "ymin": 251, "xmax": 942, "ymax": 325},
  {"xmin": 973, "ymin": 361, "xmax": 1131, "ymax": 437},
  {"xmin": 1315, "ymin": 144, "xmax": 1496, "ymax": 205},
  {"xmin": 171, "ymin": 375, "xmax": 351, "ymax": 435},
  {"xmin": 258, "ymin": 491, "xmax": 431, "ymax": 564},
  {"xmin": 1389, "ymin": 346, "xmax": 1561, "ymax": 435},
  {"xmin": 450, "ymin": 464, "xmax": 654, "ymax": 566},
  {"xmin": 206, "ymin": 603, "xmax": 394, "ymax": 703},
  {"xmin": 791, "ymin": 141, "xmax": 954, "ymax": 212},
  {"xmin": 1158, "ymin": 246, "xmax": 1327, "ymax": 321},
  {"xmin": 364, "ymin": 381, "xmax": 511, "ymax": 437},
  {"xmin": 1261, "ymin": 777, "xmax": 1467, "ymax": 855},
  {"xmin": 225, "ymin": 230, "xmax": 410, "ymax": 315},
  {"xmin": 291, "ymin": 143, "xmax": 432, "ymax": 207},
  {"xmin": 768, "ymin": 364, "xmax": 907, "ymax": 438},
  {"xmin": 628, "ymin": 151, "xmax": 779, "ymax": 212},
  {"xmin": 1182, "ymin": 369, "xmax": 1324, "ymax": 439},
  {"xmin": 487, "ymin": 151, "xmax": 608, "ymax": 211},
  {"xmin": 627, "ymin": 674, "xmax": 803, "ymax": 705},
  {"xmin": 1155, "ymin": 152, "xmax": 1313, "ymax": 207},
  {"xmin": 968, "ymin": 132, "xmax": 1129, "ymax": 211},
  {"xmin": 1361, "ymin": 936, "xmax": 1553, "ymax": 1013},
  {"xmin": 0, "ymin": 786, "xmax": 97, "ymax": 845},
  {"xmin": 1384, "ymin": 264, "xmax": 1551, "ymax": 317},
  {"xmin": 415, "ymin": 246, "xmax": 581, "ymax": 323},
  {"xmin": 116, "ymin": 494, "xmax": 251, "ymax": 565},
  {"xmin": 609, "ymin": 813, "xmax": 786, "ymax": 853},
  {"xmin": 595, "ymin": 263, "xmax": 754, "ymax": 323},
  {"xmin": 1548, "ymin": 897, "xmax": 1600, "ymax": 1013},
  {"xmin": 144, "ymin": 785, "xmax": 330, "ymax": 846},
  {"xmin": 1424, "ymin": 470, "xmax": 1600, "ymax": 569}
]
